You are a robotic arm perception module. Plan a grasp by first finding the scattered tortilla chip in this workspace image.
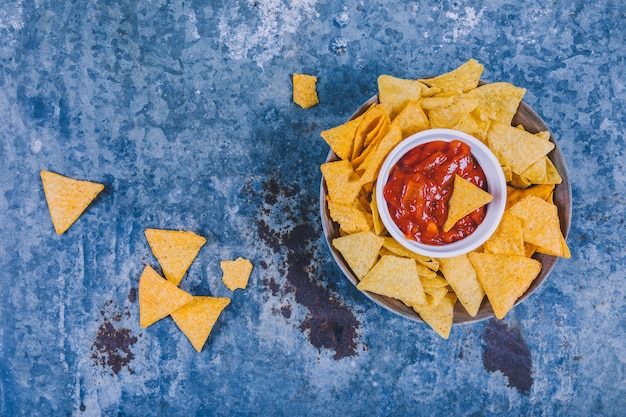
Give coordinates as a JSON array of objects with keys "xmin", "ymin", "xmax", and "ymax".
[
  {"xmin": 292, "ymin": 73, "xmax": 319, "ymax": 109},
  {"xmin": 144, "ymin": 228, "xmax": 207, "ymax": 286},
  {"xmin": 483, "ymin": 212, "xmax": 525, "ymax": 256},
  {"xmin": 468, "ymin": 252, "xmax": 542, "ymax": 319},
  {"xmin": 419, "ymin": 58, "xmax": 484, "ymax": 94},
  {"xmin": 327, "ymin": 200, "xmax": 373, "ymax": 234},
  {"xmin": 443, "ymin": 175, "xmax": 493, "ymax": 232},
  {"xmin": 332, "ymin": 231, "xmax": 384, "ymax": 279},
  {"xmin": 320, "ymin": 115, "xmax": 363, "ymax": 161},
  {"xmin": 138, "ymin": 265, "xmax": 193, "ymax": 328},
  {"xmin": 464, "ymin": 82, "xmax": 526, "ymax": 125},
  {"xmin": 171, "ymin": 296, "xmax": 231, "ymax": 352},
  {"xmin": 357, "ymin": 255, "xmax": 427, "ymax": 307},
  {"xmin": 412, "ymin": 293, "xmax": 457, "ymax": 339},
  {"xmin": 438, "ymin": 254, "xmax": 485, "ymax": 317},
  {"xmin": 378, "ymin": 75, "xmax": 434, "ymax": 119},
  {"xmin": 220, "ymin": 257, "xmax": 253, "ymax": 291},
  {"xmin": 508, "ymin": 196, "xmax": 569, "ymax": 258},
  {"xmin": 488, "ymin": 122, "xmax": 555, "ymax": 175},
  {"xmin": 40, "ymin": 170, "xmax": 105, "ymax": 234},
  {"xmin": 321, "ymin": 160, "xmax": 362, "ymax": 205}
]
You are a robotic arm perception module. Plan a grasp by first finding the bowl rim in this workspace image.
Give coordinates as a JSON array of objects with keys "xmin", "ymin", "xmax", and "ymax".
[{"xmin": 375, "ymin": 128, "xmax": 507, "ymax": 258}]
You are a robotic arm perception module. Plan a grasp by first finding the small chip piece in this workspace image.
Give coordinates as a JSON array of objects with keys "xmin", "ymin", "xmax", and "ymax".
[
  {"xmin": 332, "ymin": 231, "xmax": 384, "ymax": 279},
  {"xmin": 468, "ymin": 252, "xmax": 542, "ymax": 319},
  {"xmin": 220, "ymin": 257, "xmax": 253, "ymax": 291},
  {"xmin": 443, "ymin": 175, "xmax": 493, "ymax": 232},
  {"xmin": 144, "ymin": 229, "xmax": 207, "ymax": 286},
  {"xmin": 292, "ymin": 73, "xmax": 319, "ymax": 109},
  {"xmin": 138, "ymin": 265, "xmax": 193, "ymax": 328},
  {"xmin": 171, "ymin": 296, "xmax": 231, "ymax": 352},
  {"xmin": 357, "ymin": 255, "xmax": 427, "ymax": 307},
  {"xmin": 40, "ymin": 170, "xmax": 105, "ymax": 234}
]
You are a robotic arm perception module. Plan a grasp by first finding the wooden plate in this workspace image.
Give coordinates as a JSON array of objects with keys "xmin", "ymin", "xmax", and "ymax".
[{"xmin": 320, "ymin": 93, "xmax": 572, "ymax": 324}]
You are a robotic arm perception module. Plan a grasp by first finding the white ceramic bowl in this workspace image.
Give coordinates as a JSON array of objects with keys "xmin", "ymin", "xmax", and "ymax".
[{"xmin": 375, "ymin": 128, "xmax": 507, "ymax": 258}]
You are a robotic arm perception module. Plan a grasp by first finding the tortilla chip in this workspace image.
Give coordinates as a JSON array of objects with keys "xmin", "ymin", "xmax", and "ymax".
[
  {"xmin": 171, "ymin": 296, "xmax": 231, "ymax": 352},
  {"xmin": 488, "ymin": 122, "xmax": 555, "ymax": 175},
  {"xmin": 357, "ymin": 255, "xmax": 427, "ymax": 307},
  {"xmin": 320, "ymin": 116, "xmax": 362, "ymax": 161},
  {"xmin": 144, "ymin": 229, "xmax": 207, "ymax": 286},
  {"xmin": 327, "ymin": 200, "xmax": 373, "ymax": 234},
  {"xmin": 321, "ymin": 160, "xmax": 362, "ymax": 205},
  {"xmin": 40, "ymin": 170, "xmax": 104, "ymax": 234},
  {"xmin": 506, "ymin": 184, "xmax": 555, "ymax": 209},
  {"xmin": 443, "ymin": 175, "xmax": 493, "ymax": 232},
  {"xmin": 220, "ymin": 257, "xmax": 253, "ymax": 291},
  {"xmin": 292, "ymin": 73, "xmax": 319, "ymax": 109},
  {"xmin": 468, "ymin": 252, "xmax": 542, "ymax": 319},
  {"xmin": 483, "ymin": 212, "xmax": 525, "ymax": 256},
  {"xmin": 378, "ymin": 75, "xmax": 433, "ymax": 119},
  {"xmin": 332, "ymin": 231, "xmax": 384, "ymax": 279},
  {"xmin": 438, "ymin": 254, "xmax": 485, "ymax": 317},
  {"xmin": 419, "ymin": 58, "xmax": 484, "ymax": 94},
  {"xmin": 357, "ymin": 123, "xmax": 403, "ymax": 184},
  {"xmin": 508, "ymin": 196, "xmax": 569, "ymax": 258},
  {"xmin": 427, "ymin": 96, "xmax": 479, "ymax": 129},
  {"xmin": 464, "ymin": 82, "xmax": 526, "ymax": 125},
  {"xmin": 139, "ymin": 265, "xmax": 193, "ymax": 328},
  {"xmin": 392, "ymin": 100, "xmax": 430, "ymax": 138},
  {"xmin": 381, "ymin": 237, "xmax": 439, "ymax": 271},
  {"xmin": 352, "ymin": 104, "xmax": 389, "ymax": 160},
  {"xmin": 412, "ymin": 293, "xmax": 457, "ymax": 339}
]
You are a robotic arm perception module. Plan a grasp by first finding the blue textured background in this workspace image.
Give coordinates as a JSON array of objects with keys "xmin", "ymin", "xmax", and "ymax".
[{"xmin": 1, "ymin": 1, "xmax": 624, "ymax": 416}]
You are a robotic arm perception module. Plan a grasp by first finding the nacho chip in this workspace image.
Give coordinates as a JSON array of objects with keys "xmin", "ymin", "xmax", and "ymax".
[
  {"xmin": 508, "ymin": 196, "xmax": 569, "ymax": 258},
  {"xmin": 427, "ymin": 96, "xmax": 479, "ymax": 129},
  {"xmin": 332, "ymin": 231, "xmax": 384, "ymax": 279},
  {"xmin": 292, "ymin": 73, "xmax": 319, "ymax": 109},
  {"xmin": 468, "ymin": 252, "xmax": 542, "ymax": 319},
  {"xmin": 138, "ymin": 265, "xmax": 193, "ymax": 328},
  {"xmin": 506, "ymin": 184, "xmax": 555, "ymax": 209},
  {"xmin": 357, "ymin": 255, "xmax": 427, "ymax": 306},
  {"xmin": 327, "ymin": 200, "xmax": 373, "ymax": 234},
  {"xmin": 171, "ymin": 296, "xmax": 231, "ymax": 352},
  {"xmin": 220, "ymin": 257, "xmax": 253, "ymax": 291},
  {"xmin": 352, "ymin": 104, "xmax": 389, "ymax": 160},
  {"xmin": 451, "ymin": 112, "xmax": 490, "ymax": 143},
  {"xmin": 412, "ymin": 293, "xmax": 457, "ymax": 339},
  {"xmin": 483, "ymin": 212, "xmax": 525, "ymax": 256},
  {"xmin": 144, "ymin": 228, "xmax": 207, "ymax": 286},
  {"xmin": 381, "ymin": 237, "xmax": 439, "ymax": 271},
  {"xmin": 369, "ymin": 186, "xmax": 385, "ymax": 235},
  {"xmin": 357, "ymin": 123, "xmax": 403, "ymax": 184},
  {"xmin": 419, "ymin": 58, "xmax": 484, "ymax": 94},
  {"xmin": 392, "ymin": 100, "xmax": 431, "ymax": 138},
  {"xmin": 488, "ymin": 122, "xmax": 555, "ymax": 175},
  {"xmin": 422, "ymin": 285, "xmax": 450, "ymax": 306},
  {"xmin": 378, "ymin": 75, "xmax": 436, "ymax": 119},
  {"xmin": 464, "ymin": 82, "xmax": 526, "ymax": 125},
  {"xmin": 438, "ymin": 254, "xmax": 485, "ymax": 317},
  {"xmin": 320, "ymin": 116, "xmax": 363, "ymax": 161},
  {"xmin": 321, "ymin": 160, "xmax": 362, "ymax": 205},
  {"xmin": 40, "ymin": 170, "xmax": 105, "ymax": 234},
  {"xmin": 443, "ymin": 175, "xmax": 493, "ymax": 232}
]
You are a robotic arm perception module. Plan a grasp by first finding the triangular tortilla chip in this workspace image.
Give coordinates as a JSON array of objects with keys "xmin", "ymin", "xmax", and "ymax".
[
  {"xmin": 352, "ymin": 104, "xmax": 389, "ymax": 160},
  {"xmin": 332, "ymin": 231, "xmax": 384, "ymax": 279},
  {"xmin": 144, "ymin": 229, "xmax": 207, "ymax": 285},
  {"xmin": 412, "ymin": 293, "xmax": 457, "ymax": 339},
  {"xmin": 419, "ymin": 58, "xmax": 484, "ymax": 94},
  {"xmin": 220, "ymin": 257, "xmax": 253, "ymax": 291},
  {"xmin": 40, "ymin": 170, "xmax": 105, "ymax": 234},
  {"xmin": 487, "ymin": 122, "xmax": 555, "ymax": 175},
  {"xmin": 171, "ymin": 296, "xmax": 231, "ymax": 352},
  {"xmin": 443, "ymin": 175, "xmax": 493, "ymax": 232},
  {"xmin": 464, "ymin": 82, "xmax": 526, "ymax": 125},
  {"xmin": 357, "ymin": 123, "xmax": 403, "ymax": 184},
  {"xmin": 320, "ymin": 115, "xmax": 363, "ymax": 161},
  {"xmin": 138, "ymin": 265, "xmax": 193, "ymax": 328},
  {"xmin": 327, "ymin": 200, "xmax": 373, "ymax": 234},
  {"xmin": 483, "ymin": 212, "xmax": 525, "ymax": 256},
  {"xmin": 357, "ymin": 255, "xmax": 427, "ymax": 307},
  {"xmin": 378, "ymin": 75, "xmax": 434, "ymax": 119},
  {"xmin": 467, "ymin": 252, "xmax": 542, "ymax": 319},
  {"xmin": 438, "ymin": 254, "xmax": 485, "ymax": 317},
  {"xmin": 320, "ymin": 160, "xmax": 363, "ymax": 205},
  {"xmin": 392, "ymin": 100, "xmax": 430, "ymax": 138}
]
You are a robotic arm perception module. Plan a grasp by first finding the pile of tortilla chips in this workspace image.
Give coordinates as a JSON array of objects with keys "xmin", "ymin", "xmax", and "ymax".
[
  {"xmin": 320, "ymin": 59, "xmax": 570, "ymax": 339},
  {"xmin": 140, "ymin": 228, "xmax": 253, "ymax": 352}
]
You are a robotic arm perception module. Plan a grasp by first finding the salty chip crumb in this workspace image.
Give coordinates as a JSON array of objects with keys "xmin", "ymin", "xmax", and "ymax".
[
  {"xmin": 293, "ymin": 73, "xmax": 319, "ymax": 109},
  {"xmin": 220, "ymin": 257, "xmax": 253, "ymax": 291}
]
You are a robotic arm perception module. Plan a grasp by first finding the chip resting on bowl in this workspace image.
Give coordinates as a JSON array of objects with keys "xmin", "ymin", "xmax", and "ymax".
[
  {"xmin": 443, "ymin": 174, "xmax": 493, "ymax": 232},
  {"xmin": 40, "ymin": 170, "xmax": 104, "ymax": 234}
]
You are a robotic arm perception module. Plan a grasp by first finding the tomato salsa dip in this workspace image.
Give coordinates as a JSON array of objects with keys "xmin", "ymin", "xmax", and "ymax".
[{"xmin": 382, "ymin": 139, "xmax": 488, "ymax": 245}]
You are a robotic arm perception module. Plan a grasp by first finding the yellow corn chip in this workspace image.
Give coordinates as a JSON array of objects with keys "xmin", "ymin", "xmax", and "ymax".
[
  {"xmin": 381, "ymin": 237, "xmax": 439, "ymax": 271},
  {"xmin": 508, "ymin": 196, "xmax": 569, "ymax": 258},
  {"xmin": 138, "ymin": 265, "xmax": 193, "ymax": 328},
  {"xmin": 464, "ymin": 82, "xmax": 526, "ymax": 125},
  {"xmin": 352, "ymin": 104, "xmax": 389, "ymax": 160},
  {"xmin": 320, "ymin": 160, "xmax": 362, "ymax": 205},
  {"xmin": 443, "ymin": 175, "xmax": 493, "ymax": 232},
  {"xmin": 506, "ymin": 184, "xmax": 555, "ymax": 209},
  {"xmin": 320, "ymin": 115, "xmax": 363, "ymax": 161},
  {"xmin": 357, "ymin": 255, "xmax": 427, "ymax": 307},
  {"xmin": 357, "ymin": 123, "xmax": 403, "ymax": 184},
  {"xmin": 427, "ymin": 96, "xmax": 479, "ymax": 129},
  {"xmin": 369, "ymin": 186, "xmax": 385, "ymax": 235},
  {"xmin": 171, "ymin": 296, "xmax": 231, "ymax": 352},
  {"xmin": 451, "ymin": 112, "xmax": 490, "ymax": 143},
  {"xmin": 332, "ymin": 231, "xmax": 384, "ymax": 279},
  {"xmin": 378, "ymin": 75, "xmax": 434, "ymax": 119},
  {"xmin": 40, "ymin": 170, "xmax": 105, "ymax": 234},
  {"xmin": 391, "ymin": 100, "xmax": 430, "ymax": 138},
  {"xmin": 220, "ymin": 257, "xmax": 253, "ymax": 291},
  {"xmin": 419, "ymin": 58, "xmax": 484, "ymax": 94},
  {"xmin": 438, "ymin": 254, "xmax": 485, "ymax": 317},
  {"xmin": 292, "ymin": 73, "xmax": 319, "ymax": 109},
  {"xmin": 487, "ymin": 122, "xmax": 555, "ymax": 175},
  {"xmin": 468, "ymin": 252, "xmax": 542, "ymax": 319},
  {"xmin": 327, "ymin": 200, "xmax": 373, "ymax": 234},
  {"xmin": 483, "ymin": 212, "xmax": 525, "ymax": 256},
  {"xmin": 412, "ymin": 293, "xmax": 457, "ymax": 339},
  {"xmin": 144, "ymin": 229, "xmax": 207, "ymax": 286}
]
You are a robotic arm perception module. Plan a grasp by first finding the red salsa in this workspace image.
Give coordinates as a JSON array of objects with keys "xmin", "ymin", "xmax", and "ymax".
[{"xmin": 383, "ymin": 140, "xmax": 488, "ymax": 245}]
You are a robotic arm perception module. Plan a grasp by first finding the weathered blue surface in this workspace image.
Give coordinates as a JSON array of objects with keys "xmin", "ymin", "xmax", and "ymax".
[{"xmin": 0, "ymin": 0, "xmax": 625, "ymax": 416}]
